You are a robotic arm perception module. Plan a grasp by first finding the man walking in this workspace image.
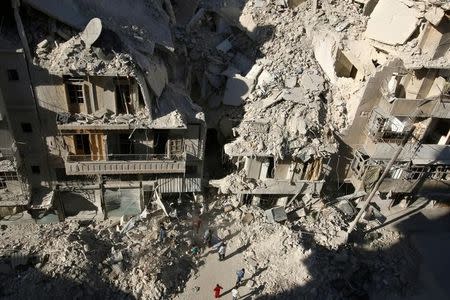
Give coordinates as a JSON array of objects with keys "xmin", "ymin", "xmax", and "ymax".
[
  {"xmin": 159, "ymin": 224, "xmax": 166, "ymax": 243},
  {"xmin": 213, "ymin": 283, "xmax": 223, "ymax": 298},
  {"xmin": 232, "ymin": 287, "xmax": 240, "ymax": 300},
  {"xmin": 236, "ymin": 268, "xmax": 245, "ymax": 286},
  {"xmin": 203, "ymin": 228, "xmax": 212, "ymax": 246},
  {"xmin": 218, "ymin": 243, "xmax": 226, "ymax": 261}
]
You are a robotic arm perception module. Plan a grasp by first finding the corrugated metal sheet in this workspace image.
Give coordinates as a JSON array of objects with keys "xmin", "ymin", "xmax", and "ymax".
[{"xmin": 157, "ymin": 177, "xmax": 201, "ymax": 193}]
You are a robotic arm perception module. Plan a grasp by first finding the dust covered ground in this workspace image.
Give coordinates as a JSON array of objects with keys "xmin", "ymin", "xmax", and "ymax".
[{"xmin": 0, "ymin": 194, "xmax": 420, "ymax": 300}]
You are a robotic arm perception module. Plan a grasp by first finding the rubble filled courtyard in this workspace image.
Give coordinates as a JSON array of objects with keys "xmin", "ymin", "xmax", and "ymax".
[{"xmin": 1, "ymin": 0, "xmax": 450, "ymax": 299}]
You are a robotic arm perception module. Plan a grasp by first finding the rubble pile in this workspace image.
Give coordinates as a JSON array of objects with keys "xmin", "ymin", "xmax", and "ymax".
[
  {"xmin": 214, "ymin": 198, "xmax": 418, "ymax": 299},
  {"xmin": 0, "ymin": 159, "xmax": 16, "ymax": 172},
  {"xmin": 58, "ymin": 108, "xmax": 156, "ymax": 127},
  {"xmin": 0, "ymin": 216, "xmax": 198, "ymax": 300},
  {"xmin": 34, "ymin": 34, "xmax": 136, "ymax": 76}
]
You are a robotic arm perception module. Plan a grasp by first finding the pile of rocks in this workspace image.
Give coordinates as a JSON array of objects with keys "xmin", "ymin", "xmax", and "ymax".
[
  {"xmin": 211, "ymin": 198, "xmax": 418, "ymax": 299},
  {"xmin": 0, "ymin": 216, "xmax": 198, "ymax": 300}
]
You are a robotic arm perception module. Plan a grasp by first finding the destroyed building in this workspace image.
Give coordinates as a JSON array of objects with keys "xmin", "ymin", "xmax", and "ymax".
[
  {"xmin": 1, "ymin": 0, "xmax": 450, "ymax": 224},
  {"xmin": 326, "ymin": 0, "xmax": 450, "ymax": 201},
  {"xmin": 0, "ymin": 0, "xmax": 206, "ymax": 221},
  {"xmin": 0, "ymin": 58, "xmax": 30, "ymax": 219}
]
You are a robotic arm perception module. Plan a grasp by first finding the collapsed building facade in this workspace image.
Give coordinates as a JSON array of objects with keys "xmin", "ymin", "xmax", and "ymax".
[
  {"xmin": 1, "ymin": 0, "xmax": 450, "ymax": 223},
  {"xmin": 0, "ymin": 0, "xmax": 206, "ymax": 222},
  {"xmin": 335, "ymin": 0, "xmax": 450, "ymax": 201}
]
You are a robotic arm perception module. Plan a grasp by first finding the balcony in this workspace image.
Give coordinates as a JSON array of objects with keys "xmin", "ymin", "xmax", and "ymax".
[
  {"xmin": 64, "ymin": 153, "xmax": 186, "ymax": 175},
  {"xmin": 363, "ymin": 138, "xmax": 450, "ymax": 164},
  {"xmin": 378, "ymin": 96, "xmax": 450, "ymax": 118}
]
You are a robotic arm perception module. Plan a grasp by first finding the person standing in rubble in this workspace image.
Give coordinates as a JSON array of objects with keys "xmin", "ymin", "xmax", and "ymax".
[
  {"xmin": 199, "ymin": 203, "xmax": 205, "ymax": 215},
  {"xmin": 235, "ymin": 268, "xmax": 245, "ymax": 286},
  {"xmin": 203, "ymin": 228, "xmax": 212, "ymax": 246},
  {"xmin": 218, "ymin": 243, "xmax": 226, "ymax": 261},
  {"xmin": 191, "ymin": 244, "xmax": 200, "ymax": 257},
  {"xmin": 213, "ymin": 283, "xmax": 223, "ymax": 298},
  {"xmin": 159, "ymin": 224, "xmax": 166, "ymax": 243},
  {"xmin": 192, "ymin": 216, "xmax": 202, "ymax": 234}
]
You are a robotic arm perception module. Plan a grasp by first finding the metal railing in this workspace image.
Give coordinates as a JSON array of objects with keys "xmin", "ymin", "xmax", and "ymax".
[
  {"xmin": 66, "ymin": 153, "xmax": 185, "ymax": 162},
  {"xmin": 366, "ymin": 109, "xmax": 415, "ymax": 144}
]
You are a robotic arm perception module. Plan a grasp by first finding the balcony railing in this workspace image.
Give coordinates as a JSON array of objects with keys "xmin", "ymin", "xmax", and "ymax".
[
  {"xmin": 66, "ymin": 153, "xmax": 184, "ymax": 162},
  {"xmin": 379, "ymin": 94, "xmax": 450, "ymax": 118},
  {"xmin": 64, "ymin": 153, "xmax": 186, "ymax": 175}
]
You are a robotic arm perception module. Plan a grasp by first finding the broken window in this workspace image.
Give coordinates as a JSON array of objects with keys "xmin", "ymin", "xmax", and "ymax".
[
  {"xmin": 335, "ymin": 49, "xmax": 358, "ymax": 79},
  {"xmin": 65, "ymin": 78, "xmax": 88, "ymax": 114},
  {"xmin": 115, "ymin": 82, "xmax": 133, "ymax": 114},
  {"xmin": 67, "ymin": 82, "xmax": 84, "ymax": 104},
  {"xmin": 74, "ymin": 134, "xmax": 91, "ymax": 155},
  {"xmin": 422, "ymin": 118, "xmax": 450, "ymax": 144},
  {"xmin": 154, "ymin": 130, "xmax": 169, "ymax": 155},
  {"xmin": 168, "ymin": 138, "xmax": 184, "ymax": 156},
  {"xmin": 0, "ymin": 178, "xmax": 6, "ymax": 189},
  {"xmin": 351, "ymin": 151, "xmax": 371, "ymax": 179},
  {"xmin": 118, "ymin": 133, "xmax": 134, "ymax": 155},
  {"xmin": 266, "ymin": 157, "xmax": 275, "ymax": 178}
]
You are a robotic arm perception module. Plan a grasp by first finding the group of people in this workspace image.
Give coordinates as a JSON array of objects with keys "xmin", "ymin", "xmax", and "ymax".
[
  {"xmin": 213, "ymin": 268, "xmax": 245, "ymax": 299},
  {"xmin": 160, "ymin": 205, "xmax": 245, "ymax": 299}
]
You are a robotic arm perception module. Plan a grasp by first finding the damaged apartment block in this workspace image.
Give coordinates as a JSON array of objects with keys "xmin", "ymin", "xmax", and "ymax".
[
  {"xmin": 334, "ymin": 0, "xmax": 450, "ymax": 204},
  {"xmin": 0, "ymin": 0, "xmax": 206, "ymax": 222}
]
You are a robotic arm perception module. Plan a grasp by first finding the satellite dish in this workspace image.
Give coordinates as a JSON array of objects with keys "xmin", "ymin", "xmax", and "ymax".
[{"xmin": 81, "ymin": 18, "xmax": 102, "ymax": 48}]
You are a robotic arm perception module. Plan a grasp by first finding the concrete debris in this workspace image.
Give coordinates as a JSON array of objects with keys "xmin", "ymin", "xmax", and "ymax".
[
  {"xmin": 265, "ymin": 206, "xmax": 287, "ymax": 223},
  {"xmin": 200, "ymin": 198, "xmax": 420, "ymax": 299},
  {"xmin": 0, "ymin": 217, "xmax": 192, "ymax": 299},
  {"xmin": 0, "ymin": 159, "xmax": 16, "ymax": 172},
  {"xmin": 1, "ymin": 0, "xmax": 449, "ymax": 298},
  {"xmin": 34, "ymin": 33, "xmax": 135, "ymax": 76},
  {"xmin": 365, "ymin": 0, "xmax": 420, "ymax": 45},
  {"xmin": 424, "ymin": 6, "xmax": 445, "ymax": 26}
]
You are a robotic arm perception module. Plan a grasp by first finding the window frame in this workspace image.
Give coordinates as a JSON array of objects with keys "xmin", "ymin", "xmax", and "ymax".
[{"xmin": 67, "ymin": 82, "xmax": 85, "ymax": 104}]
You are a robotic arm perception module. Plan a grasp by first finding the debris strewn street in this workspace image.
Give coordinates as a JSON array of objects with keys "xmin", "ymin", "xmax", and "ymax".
[{"xmin": 1, "ymin": 0, "xmax": 450, "ymax": 299}]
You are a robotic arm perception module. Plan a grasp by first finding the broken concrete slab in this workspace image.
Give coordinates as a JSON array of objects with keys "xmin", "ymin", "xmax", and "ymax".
[
  {"xmin": 93, "ymin": 108, "xmax": 113, "ymax": 119},
  {"xmin": 281, "ymin": 87, "xmax": 306, "ymax": 103},
  {"xmin": 239, "ymin": 13, "xmax": 257, "ymax": 38},
  {"xmin": 365, "ymin": 0, "xmax": 419, "ymax": 45},
  {"xmin": 257, "ymin": 69, "xmax": 275, "ymax": 88},
  {"xmin": 245, "ymin": 64, "xmax": 263, "ymax": 83},
  {"xmin": 265, "ymin": 206, "xmax": 287, "ymax": 223},
  {"xmin": 424, "ymin": 7, "xmax": 445, "ymax": 26},
  {"xmin": 294, "ymin": 207, "xmax": 307, "ymax": 218},
  {"xmin": 288, "ymin": 0, "xmax": 307, "ymax": 9},
  {"xmin": 261, "ymin": 90, "xmax": 283, "ymax": 110},
  {"xmin": 300, "ymin": 72, "xmax": 325, "ymax": 93},
  {"xmin": 223, "ymin": 74, "xmax": 254, "ymax": 106},
  {"xmin": 134, "ymin": 53, "xmax": 168, "ymax": 97},
  {"xmin": 284, "ymin": 76, "xmax": 297, "ymax": 88}
]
